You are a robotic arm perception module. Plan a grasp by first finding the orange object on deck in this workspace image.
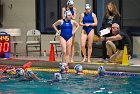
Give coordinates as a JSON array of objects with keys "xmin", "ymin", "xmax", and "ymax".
[
  {"xmin": 49, "ymin": 44, "xmax": 55, "ymax": 62},
  {"xmin": 23, "ymin": 61, "xmax": 32, "ymax": 69}
]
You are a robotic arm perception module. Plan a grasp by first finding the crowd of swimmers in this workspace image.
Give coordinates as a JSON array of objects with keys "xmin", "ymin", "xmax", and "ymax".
[{"xmin": 0, "ymin": 63, "xmax": 106, "ymax": 82}]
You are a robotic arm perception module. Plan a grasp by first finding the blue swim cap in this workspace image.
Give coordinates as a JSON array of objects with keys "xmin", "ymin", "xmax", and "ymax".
[{"xmin": 74, "ymin": 64, "xmax": 83, "ymax": 72}]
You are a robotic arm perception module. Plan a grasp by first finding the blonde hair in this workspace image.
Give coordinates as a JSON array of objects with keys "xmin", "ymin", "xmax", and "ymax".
[{"xmin": 105, "ymin": 2, "xmax": 120, "ymax": 18}]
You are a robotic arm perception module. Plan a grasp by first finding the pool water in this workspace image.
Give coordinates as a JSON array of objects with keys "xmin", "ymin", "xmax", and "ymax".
[{"xmin": 0, "ymin": 71, "xmax": 140, "ymax": 94}]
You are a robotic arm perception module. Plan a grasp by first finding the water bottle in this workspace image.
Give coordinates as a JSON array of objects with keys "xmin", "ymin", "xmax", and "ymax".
[{"xmin": 43, "ymin": 50, "xmax": 46, "ymax": 56}]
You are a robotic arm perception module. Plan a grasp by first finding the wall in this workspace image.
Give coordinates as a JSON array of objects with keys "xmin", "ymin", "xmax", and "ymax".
[
  {"xmin": 1, "ymin": 0, "xmax": 36, "ymax": 55},
  {"xmin": 123, "ymin": 0, "xmax": 140, "ymax": 55},
  {"xmin": 1, "ymin": 0, "xmax": 140, "ymax": 56}
]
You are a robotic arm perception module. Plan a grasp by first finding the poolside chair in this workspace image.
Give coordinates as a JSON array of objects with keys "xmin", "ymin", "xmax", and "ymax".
[
  {"xmin": 49, "ymin": 32, "xmax": 62, "ymax": 56},
  {"xmin": 26, "ymin": 29, "xmax": 41, "ymax": 56}
]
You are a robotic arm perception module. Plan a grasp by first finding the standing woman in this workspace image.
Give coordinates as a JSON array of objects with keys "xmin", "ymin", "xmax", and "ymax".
[
  {"xmin": 52, "ymin": 11, "xmax": 79, "ymax": 67},
  {"xmin": 99, "ymin": 2, "xmax": 121, "ymax": 62},
  {"xmin": 79, "ymin": 4, "xmax": 98, "ymax": 63},
  {"xmin": 62, "ymin": 0, "xmax": 77, "ymax": 62}
]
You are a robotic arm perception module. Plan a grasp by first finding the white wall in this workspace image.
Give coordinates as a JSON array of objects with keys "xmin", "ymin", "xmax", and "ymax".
[{"xmin": 1, "ymin": 0, "xmax": 36, "ymax": 55}]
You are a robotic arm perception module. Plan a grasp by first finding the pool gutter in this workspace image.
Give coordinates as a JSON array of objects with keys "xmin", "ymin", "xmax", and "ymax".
[{"xmin": 0, "ymin": 59, "xmax": 140, "ymax": 73}]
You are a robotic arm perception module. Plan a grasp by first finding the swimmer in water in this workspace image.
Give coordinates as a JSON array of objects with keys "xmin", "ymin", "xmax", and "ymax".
[
  {"xmin": 74, "ymin": 64, "xmax": 83, "ymax": 75},
  {"xmin": 19, "ymin": 70, "xmax": 40, "ymax": 81},
  {"xmin": 59, "ymin": 62, "xmax": 68, "ymax": 73},
  {"xmin": 97, "ymin": 66, "xmax": 106, "ymax": 76},
  {"xmin": 47, "ymin": 73, "xmax": 62, "ymax": 83},
  {"xmin": 2, "ymin": 65, "xmax": 16, "ymax": 75}
]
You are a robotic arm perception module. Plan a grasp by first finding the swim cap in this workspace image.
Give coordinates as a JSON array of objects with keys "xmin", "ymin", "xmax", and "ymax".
[
  {"xmin": 59, "ymin": 62, "xmax": 67, "ymax": 70},
  {"xmin": 67, "ymin": 0, "xmax": 74, "ymax": 5},
  {"xmin": 98, "ymin": 66, "xmax": 105, "ymax": 76},
  {"xmin": 74, "ymin": 64, "xmax": 83, "ymax": 72},
  {"xmin": 16, "ymin": 68, "xmax": 25, "ymax": 76},
  {"xmin": 25, "ymin": 70, "xmax": 34, "ymax": 78},
  {"xmin": 54, "ymin": 73, "xmax": 62, "ymax": 81},
  {"xmin": 85, "ymin": 4, "xmax": 91, "ymax": 9},
  {"xmin": 64, "ymin": 10, "xmax": 72, "ymax": 18}
]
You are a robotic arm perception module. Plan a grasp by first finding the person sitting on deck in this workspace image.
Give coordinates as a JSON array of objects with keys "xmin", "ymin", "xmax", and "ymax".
[{"xmin": 100, "ymin": 23, "xmax": 131, "ymax": 63}]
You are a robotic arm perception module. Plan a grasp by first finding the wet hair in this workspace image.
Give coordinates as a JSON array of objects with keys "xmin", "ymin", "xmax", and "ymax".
[{"xmin": 105, "ymin": 2, "xmax": 120, "ymax": 18}]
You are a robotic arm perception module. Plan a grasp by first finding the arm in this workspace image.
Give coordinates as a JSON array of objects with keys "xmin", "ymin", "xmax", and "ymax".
[
  {"xmin": 89, "ymin": 13, "xmax": 98, "ymax": 26},
  {"xmin": 52, "ymin": 20, "xmax": 62, "ymax": 33},
  {"xmin": 79, "ymin": 13, "xmax": 87, "ymax": 26},
  {"xmin": 62, "ymin": 7, "xmax": 66, "ymax": 19},
  {"xmin": 72, "ymin": 8, "xmax": 77, "ymax": 20},
  {"xmin": 72, "ymin": 20, "xmax": 79, "ymax": 35},
  {"xmin": 106, "ymin": 34, "xmax": 123, "ymax": 41}
]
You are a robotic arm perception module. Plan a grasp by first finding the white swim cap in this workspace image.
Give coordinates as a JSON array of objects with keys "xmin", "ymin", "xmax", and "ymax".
[
  {"xmin": 64, "ymin": 10, "xmax": 72, "ymax": 18},
  {"xmin": 54, "ymin": 73, "xmax": 62, "ymax": 81},
  {"xmin": 67, "ymin": 0, "xmax": 74, "ymax": 5},
  {"xmin": 59, "ymin": 62, "xmax": 67, "ymax": 70},
  {"xmin": 98, "ymin": 66, "xmax": 105, "ymax": 75},
  {"xmin": 85, "ymin": 4, "xmax": 91, "ymax": 9},
  {"xmin": 16, "ymin": 68, "xmax": 25, "ymax": 76},
  {"xmin": 74, "ymin": 64, "xmax": 83, "ymax": 72}
]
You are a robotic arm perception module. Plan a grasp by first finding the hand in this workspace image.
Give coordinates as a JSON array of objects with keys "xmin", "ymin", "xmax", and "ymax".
[
  {"xmin": 99, "ymin": 37, "xmax": 106, "ymax": 41},
  {"xmin": 85, "ymin": 24, "xmax": 90, "ymax": 27},
  {"xmin": 72, "ymin": 32, "xmax": 75, "ymax": 35}
]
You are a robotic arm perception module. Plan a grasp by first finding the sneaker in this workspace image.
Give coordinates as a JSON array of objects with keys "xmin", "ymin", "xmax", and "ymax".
[{"xmin": 97, "ymin": 58, "xmax": 109, "ymax": 63}]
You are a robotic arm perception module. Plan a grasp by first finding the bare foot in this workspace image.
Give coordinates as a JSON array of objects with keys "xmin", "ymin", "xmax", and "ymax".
[
  {"xmin": 71, "ymin": 58, "xmax": 74, "ymax": 63},
  {"xmin": 88, "ymin": 60, "xmax": 91, "ymax": 63},
  {"xmin": 81, "ymin": 58, "xmax": 87, "ymax": 63}
]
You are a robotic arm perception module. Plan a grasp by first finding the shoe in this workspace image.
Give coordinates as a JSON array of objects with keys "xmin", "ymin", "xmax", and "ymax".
[{"xmin": 97, "ymin": 58, "xmax": 109, "ymax": 63}]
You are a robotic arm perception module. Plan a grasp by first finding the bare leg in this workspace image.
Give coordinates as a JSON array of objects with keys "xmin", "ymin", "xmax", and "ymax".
[
  {"xmin": 66, "ymin": 38, "xmax": 72, "ymax": 65},
  {"xmin": 87, "ymin": 29, "xmax": 94, "ymax": 63},
  {"xmin": 60, "ymin": 37, "xmax": 67, "ymax": 63},
  {"xmin": 81, "ymin": 30, "xmax": 88, "ymax": 62},
  {"xmin": 71, "ymin": 35, "xmax": 75, "ymax": 63}
]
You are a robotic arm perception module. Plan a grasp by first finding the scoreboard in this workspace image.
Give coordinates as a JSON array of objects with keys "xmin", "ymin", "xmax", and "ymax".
[{"xmin": 0, "ymin": 32, "xmax": 10, "ymax": 58}]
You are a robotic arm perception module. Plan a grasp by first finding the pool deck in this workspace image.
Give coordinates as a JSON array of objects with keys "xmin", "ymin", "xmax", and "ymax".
[{"xmin": 0, "ymin": 55, "xmax": 140, "ymax": 73}]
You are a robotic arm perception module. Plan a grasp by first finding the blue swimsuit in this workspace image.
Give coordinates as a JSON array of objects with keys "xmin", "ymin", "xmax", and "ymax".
[
  {"xmin": 69, "ymin": 8, "xmax": 74, "ymax": 16},
  {"xmin": 60, "ymin": 19, "xmax": 73, "ymax": 41},
  {"xmin": 65, "ymin": 7, "xmax": 74, "ymax": 16},
  {"xmin": 82, "ymin": 12, "xmax": 94, "ymax": 35}
]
